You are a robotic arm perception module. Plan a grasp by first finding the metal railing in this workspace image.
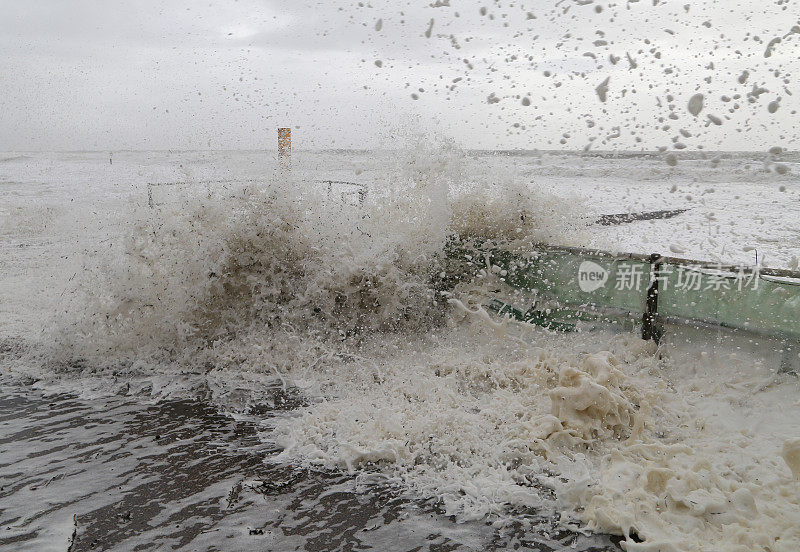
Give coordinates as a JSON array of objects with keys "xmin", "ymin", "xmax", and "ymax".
[{"xmin": 146, "ymin": 178, "xmax": 368, "ymax": 208}]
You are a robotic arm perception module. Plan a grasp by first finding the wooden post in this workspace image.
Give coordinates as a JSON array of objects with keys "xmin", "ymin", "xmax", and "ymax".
[{"xmin": 278, "ymin": 128, "xmax": 291, "ymax": 171}]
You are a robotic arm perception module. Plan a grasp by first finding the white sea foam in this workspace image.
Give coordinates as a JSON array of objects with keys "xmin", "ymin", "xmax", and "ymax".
[{"xmin": 271, "ymin": 322, "xmax": 800, "ymax": 552}]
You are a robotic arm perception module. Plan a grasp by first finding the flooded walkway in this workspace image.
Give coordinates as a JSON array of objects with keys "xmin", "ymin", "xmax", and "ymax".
[{"xmin": 0, "ymin": 377, "xmax": 620, "ymax": 551}]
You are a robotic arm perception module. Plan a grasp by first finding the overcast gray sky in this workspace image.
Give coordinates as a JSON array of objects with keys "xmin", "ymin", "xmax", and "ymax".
[{"xmin": 0, "ymin": 0, "xmax": 797, "ymax": 151}]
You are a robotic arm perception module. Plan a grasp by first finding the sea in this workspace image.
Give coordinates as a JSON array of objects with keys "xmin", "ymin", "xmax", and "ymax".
[{"xmin": 1, "ymin": 147, "xmax": 799, "ymax": 551}]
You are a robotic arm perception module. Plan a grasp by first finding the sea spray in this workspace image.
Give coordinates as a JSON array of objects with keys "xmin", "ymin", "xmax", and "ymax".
[
  {"xmin": 13, "ymin": 144, "xmax": 800, "ymax": 552},
  {"xmin": 45, "ymin": 142, "xmax": 584, "ymax": 368}
]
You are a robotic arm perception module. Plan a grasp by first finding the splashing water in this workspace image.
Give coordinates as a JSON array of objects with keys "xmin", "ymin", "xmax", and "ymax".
[
  {"xmin": 5, "ymin": 144, "xmax": 800, "ymax": 552},
  {"xmin": 43, "ymin": 141, "xmax": 582, "ymax": 366}
]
